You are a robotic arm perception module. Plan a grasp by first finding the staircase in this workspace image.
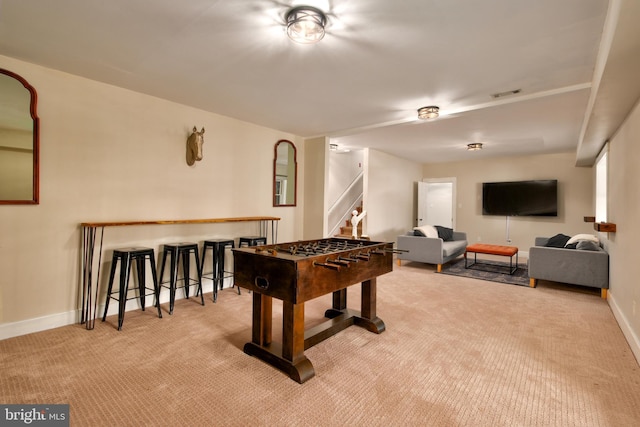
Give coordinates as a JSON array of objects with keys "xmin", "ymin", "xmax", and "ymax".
[{"xmin": 335, "ymin": 205, "xmax": 364, "ymax": 239}]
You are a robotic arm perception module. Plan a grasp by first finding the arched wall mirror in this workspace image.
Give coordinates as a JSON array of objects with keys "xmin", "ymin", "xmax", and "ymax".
[
  {"xmin": 273, "ymin": 139, "xmax": 297, "ymax": 207},
  {"xmin": 0, "ymin": 68, "xmax": 39, "ymax": 204}
]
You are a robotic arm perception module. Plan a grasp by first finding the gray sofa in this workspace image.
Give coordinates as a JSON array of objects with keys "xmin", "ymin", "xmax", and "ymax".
[
  {"xmin": 528, "ymin": 236, "xmax": 609, "ymax": 298},
  {"xmin": 396, "ymin": 231, "xmax": 468, "ymax": 272}
]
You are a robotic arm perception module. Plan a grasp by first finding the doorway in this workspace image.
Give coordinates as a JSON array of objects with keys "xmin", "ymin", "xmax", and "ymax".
[{"xmin": 418, "ymin": 178, "xmax": 456, "ymax": 228}]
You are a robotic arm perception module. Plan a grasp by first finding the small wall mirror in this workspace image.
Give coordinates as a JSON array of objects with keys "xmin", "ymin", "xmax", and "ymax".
[
  {"xmin": 273, "ymin": 139, "xmax": 297, "ymax": 207},
  {"xmin": 0, "ymin": 69, "xmax": 39, "ymax": 204}
]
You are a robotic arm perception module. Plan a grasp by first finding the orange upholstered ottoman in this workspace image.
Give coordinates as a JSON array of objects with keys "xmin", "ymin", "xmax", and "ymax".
[{"xmin": 464, "ymin": 243, "xmax": 519, "ymax": 274}]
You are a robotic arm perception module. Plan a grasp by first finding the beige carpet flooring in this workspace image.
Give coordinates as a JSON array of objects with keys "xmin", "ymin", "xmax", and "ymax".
[{"xmin": 1, "ymin": 261, "xmax": 639, "ymax": 426}]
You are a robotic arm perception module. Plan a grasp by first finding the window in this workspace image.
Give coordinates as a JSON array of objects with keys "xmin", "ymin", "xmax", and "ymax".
[{"xmin": 595, "ymin": 144, "xmax": 608, "ymax": 223}]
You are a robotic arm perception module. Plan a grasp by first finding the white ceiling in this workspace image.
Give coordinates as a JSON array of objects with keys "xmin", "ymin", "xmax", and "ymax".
[{"xmin": 1, "ymin": 0, "xmax": 639, "ymax": 165}]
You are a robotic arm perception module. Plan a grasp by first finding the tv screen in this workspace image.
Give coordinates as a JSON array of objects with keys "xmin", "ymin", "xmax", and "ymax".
[{"xmin": 482, "ymin": 180, "xmax": 558, "ymax": 217}]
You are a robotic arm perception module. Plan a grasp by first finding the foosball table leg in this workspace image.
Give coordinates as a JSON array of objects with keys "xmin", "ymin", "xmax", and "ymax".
[
  {"xmin": 243, "ymin": 294, "xmax": 315, "ymax": 384},
  {"xmin": 324, "ymin": 289, "xmax": 348, "ymax": 318},
  {"xmin": 357, "ymin": 278, "xmax": 385, "ymax": 334},
  {"xmin": 282, "ymin": 301, "xmax": 315, "ymax": 383},
  {"xmin": 250, "ymin": 292, "xmax": 272, "ymax": 346}
]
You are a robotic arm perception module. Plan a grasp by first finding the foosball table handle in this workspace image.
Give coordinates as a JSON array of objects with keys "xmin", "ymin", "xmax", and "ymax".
[{"xmin": 313, "ymin": 261, "xmax": 340, "ymax": 271}]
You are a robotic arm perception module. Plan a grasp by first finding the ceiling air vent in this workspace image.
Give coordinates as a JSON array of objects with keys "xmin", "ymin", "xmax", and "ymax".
[{"xmin": 491, "ymin": 89, "xmax": 521, "ymax": 99}]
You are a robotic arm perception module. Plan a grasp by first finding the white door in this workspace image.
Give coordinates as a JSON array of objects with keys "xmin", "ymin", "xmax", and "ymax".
[{"xmin": 418, "ymin": 179, "xmax": 455, "ymax": 228}]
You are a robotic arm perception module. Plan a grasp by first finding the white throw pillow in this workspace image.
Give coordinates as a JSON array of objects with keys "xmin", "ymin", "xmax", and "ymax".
[
  {"xmin": 413, "ymin": 225, "xmax": 439, "ymax": 239},
  {"xmin": 565, "ymin": 233, "xmax": 599, "ymax": 246}
]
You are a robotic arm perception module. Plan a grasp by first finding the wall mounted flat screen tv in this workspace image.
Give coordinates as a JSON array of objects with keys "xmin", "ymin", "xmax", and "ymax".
[{"xmin": 482, "ymin": 180, "xmax": 558, "ymax": 216}]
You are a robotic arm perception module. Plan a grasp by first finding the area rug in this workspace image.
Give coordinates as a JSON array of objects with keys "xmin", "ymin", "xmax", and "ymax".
[{"xmin": 440, "ymin": 258, "xmax": 530, "ymax": 287}]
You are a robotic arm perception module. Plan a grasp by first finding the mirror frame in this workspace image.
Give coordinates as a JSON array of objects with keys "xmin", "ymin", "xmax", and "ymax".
[
  {"xmin": 273, "ymin": 139, "xmax": 297, "ymax": 207},
  {"xmin": 0, "ymin": 68, "xmax": 40, "ymax": 205}
]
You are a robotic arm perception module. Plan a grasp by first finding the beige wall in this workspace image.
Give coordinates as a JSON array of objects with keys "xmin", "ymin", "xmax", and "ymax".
[
  {"xmin": 0, "ymin": 55, "xmax": 303, "ymax": 337},
  {"xmin": 303, "ymin": 137, "xmax": 328, "ymax": 239},
  {"xmin": 422, "ymin": 152, "xmax": 594, "ymax": 254},
  {"xmin": 606, "ymin": 96, "xmax": 640, "ymax": 361},
  {"xmin": 365, "ymin": 149, "xmax": 423, "ymax": 242}
]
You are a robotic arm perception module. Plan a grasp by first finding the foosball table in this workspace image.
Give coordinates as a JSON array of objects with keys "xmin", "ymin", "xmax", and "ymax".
[{"xmin": 233, "ymin": 237, "xmax": 395, "ymax": 383}]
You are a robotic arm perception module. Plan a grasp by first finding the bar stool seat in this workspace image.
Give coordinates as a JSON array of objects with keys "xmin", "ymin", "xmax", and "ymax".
[
  {"xmin": 200, "ymin": 238, "xmax": 239, "ymax": 302},
  {"xmin": 102, "ymin": 247, "xmax": 162, "ymax": 331},
  {"xmin": 158, "ymin": 242, "xmax": 204, "ymax": 314},
  {"xmin": 238, "ymin": 236, "xmax": 267, "ymax": 247}
]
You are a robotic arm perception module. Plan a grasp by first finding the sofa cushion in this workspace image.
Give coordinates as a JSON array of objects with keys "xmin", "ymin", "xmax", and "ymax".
[
  {"xmin": 413, "ymin": 225, "xmax": 438, "ymax": 238},
  {"xmin": 435, "ymin": 225, "xmax": 454, "ymax": 241},
  {"xmin": 566, "ymin": 233, "xmax": 599, "ymax": 247},
  {"xmin": 545, "ymin": 233, "xmax": 571, "ymax": 248},
  {"xmin": 442, "ymin": 240, "xmax": 467, "ymax": 257},
  {"xmin": 576, "ymin": 240, "xmax": 602, "ymax": 251}
]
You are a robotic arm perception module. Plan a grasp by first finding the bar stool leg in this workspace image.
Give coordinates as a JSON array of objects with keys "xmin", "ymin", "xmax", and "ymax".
[
  {"xmin": 102, "ymin": 254, "xmax": 119, "ymax": 322},
  {"xmin": 197, "ymin": 244, "xmax": 209, "ymax": 299},
  {"xmin": 158, "ymin": 249, "xmax": 167, "ymax": 291},
  {"xmin": 136, "ymin": 256, "xmax": 146, "ymax": 310},
  {"xmin": 213, "ymin": 245, "xmax": 222, "ymax": 302},
  {"xmin": 193, "ymin": 249, "xmax": 204, "ymax": 306},
  {"xmin": 226, "ymin": 244, "xmax": 241, "ymax": 295},
  {"xmin": 149, "ymin": 251, "xmax": 162, "ymax": 319},
  {"xmin": 213, "ymin": 245, "xmax": 219, "ymax": 302},
  {"xmin": 182, "ymin": 250, "xmax": 190, "ymax": 299},
  {"xmin": 117, "ymin": 254, "xmax": 132, "ymax": 331},
  {"xmin": 169, "ymin": 250, "xmax": 179, "ymax": 314},
  {"xmin": 160, "ymin": 249, "xmax": 177, "ymax": 315}
]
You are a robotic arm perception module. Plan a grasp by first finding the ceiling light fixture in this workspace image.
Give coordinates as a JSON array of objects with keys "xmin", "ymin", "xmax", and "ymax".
[
  {"xmin": 467, "ymin": 143, "xmax": 483, "ymax": 151},
  {"xmin": 417, "ymin": 106, "xmax": 439, "ymax": 120},
  {"xmin": 285, "ymin": 6, "xmax": 327, "ymax": 44}
]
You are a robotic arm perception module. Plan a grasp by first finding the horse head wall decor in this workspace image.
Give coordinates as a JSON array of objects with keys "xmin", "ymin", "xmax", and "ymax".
[{"xmin": 186, "ymin": 126, "xmax": 205, "ymax": 166}]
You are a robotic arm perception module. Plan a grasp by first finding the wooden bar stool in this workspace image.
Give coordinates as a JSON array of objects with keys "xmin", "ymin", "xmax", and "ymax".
[
  {"xmin": 200, "ymin": 238, "xmax": 239, "ymax": 302},
  {"xmin": 158, "ymin": 242, "xmax": 204, "ymax": 314},
  {"xmin": 102, "ymin": 247, "xmax": 162, "ymax": 331}
]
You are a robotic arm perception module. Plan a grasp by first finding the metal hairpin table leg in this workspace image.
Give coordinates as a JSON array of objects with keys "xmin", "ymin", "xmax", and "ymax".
[
  {"xmin": 81, "ymin": 226, "xmax": 104, "ymax": 330},
  {"xmin": 273, "ymin": 219, "xmax": 278, "ymax": 243},
  {"xmin": 259, "ymin": 219, "xmax": 278, "ymax": 244}
]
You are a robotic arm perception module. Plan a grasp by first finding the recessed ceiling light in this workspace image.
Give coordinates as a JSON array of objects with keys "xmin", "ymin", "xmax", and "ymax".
[{"xmin": 417, "ymin": 106, "xmax": 439, "ymax": 120}]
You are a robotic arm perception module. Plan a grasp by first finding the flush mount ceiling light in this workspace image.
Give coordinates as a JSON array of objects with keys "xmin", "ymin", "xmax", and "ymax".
[
  {"xmin": 417, "ymin": 106, "xmax": 439, "ymax": 120},
  {"xmin": 285, "ymin": 6, "xmax": 327, "ymax": 44},
  {"xmin": 467, "ymin": 143, "xmax": 483, "ymax": 151}
]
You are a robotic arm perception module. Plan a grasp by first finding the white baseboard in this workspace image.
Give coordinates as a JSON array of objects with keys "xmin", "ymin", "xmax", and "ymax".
[
  {"xmin": 0, "ymin": 278, "xmax": 223, "ymax": 341},
  {"xmin": 0, "ymin": 310, "xmax": 79, "ymax": 341},
  {"xmin": 608, "ymin": 292, "xmax": 640, "ymax": 365}
]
